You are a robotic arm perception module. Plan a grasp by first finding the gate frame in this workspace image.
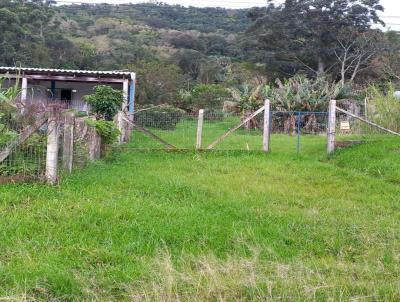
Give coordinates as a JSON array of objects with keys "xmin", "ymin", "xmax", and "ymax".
[{"xmin": 206, "ymin": 101, "xmax": 269, "ymax": 150}]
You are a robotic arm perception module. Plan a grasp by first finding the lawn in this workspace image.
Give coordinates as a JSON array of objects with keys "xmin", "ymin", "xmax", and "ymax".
[{"xmin": 0, "ymin": 134, "xmax": 399, "ymax": 301}]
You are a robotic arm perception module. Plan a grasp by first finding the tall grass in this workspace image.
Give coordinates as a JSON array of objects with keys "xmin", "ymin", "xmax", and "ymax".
[{"xmin": 367, "ymin": 84, "xmax": 400, "ymax": 132}]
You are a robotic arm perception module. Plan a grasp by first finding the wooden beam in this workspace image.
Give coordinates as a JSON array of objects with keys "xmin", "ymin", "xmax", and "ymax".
[
  {"xmin": 121, "ymin": 116, "xmax": 177, "ymax": 149},
  {"xmin": 0, "ymin": 113, "xmax": 48, "ymax": 163},
  {"xmin": 1, "ymin": 73, "xmax": 125, "ymax": 83},
  {"xmin": 336, "ymin": 106, "xmax": 400, "ymax": 137},
  {"xmin": 207, "ymin": 105, "xmax": 265, "ymax": 150}
]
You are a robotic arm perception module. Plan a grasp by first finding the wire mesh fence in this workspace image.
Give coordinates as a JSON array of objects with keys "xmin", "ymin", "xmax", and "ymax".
[
  {"xmin": 0, "ymin": 106, "xmax": 104, "ymax": 184},
  {"xmin": 129, "ymin": 110, "xmax": 262, "ymax": 150},
  {"xmin": 335, "ymin": 110, "xmax": 400, "ymax": 148},
  {"xmin": 127, "ymin": 107, "xmax": 330, "ymax": 154},
  {"xmin": 0, "ymin": 113, "xmax": 47, "ymax": 181},
  {"xmin": 270, "ymin": 112, "xmax": 328, "ymax": 155},
  {"xmin": 2, "ymin": 100, "xmax": 399, "ymax": 184}
]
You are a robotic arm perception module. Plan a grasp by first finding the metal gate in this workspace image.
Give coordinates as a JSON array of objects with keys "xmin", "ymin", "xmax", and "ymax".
[{"xmin": 122, "ymin": 106, "xmax": 328, "ymax": 154}]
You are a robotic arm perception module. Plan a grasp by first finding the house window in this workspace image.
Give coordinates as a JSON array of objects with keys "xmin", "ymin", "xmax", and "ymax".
[{"xmin": 60, "ymin": 89, "xmax": 72, "ymax": 101}]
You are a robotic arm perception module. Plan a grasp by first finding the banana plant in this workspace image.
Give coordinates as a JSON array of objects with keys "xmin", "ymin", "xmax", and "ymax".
[
  {"xmin": 0, "ymin": 77, "xmax": 20, "ymax": 107},
  {"xmin": 228, "ymin": 77, "xmax": 267, "ymax": 130}
]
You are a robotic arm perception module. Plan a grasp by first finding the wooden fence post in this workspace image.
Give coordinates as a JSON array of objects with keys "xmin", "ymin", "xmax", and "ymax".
[
  {"xmin": 62, "ymin": 112, "xmax": 75, "ymax": 173},
  {"xmin": 263, "ymin": 99, "xmax": 270, "ymax": 152},
  {"xmin": 327, "ymin": 99, "xmax": 336, "ymax": 155},
  {"xmin": 46, "ymin": 108, "xmax": 60, "ymax": 184},
  {"xmin": 196, "ymin": 109, "xmax": 204, "ymax": 150}
]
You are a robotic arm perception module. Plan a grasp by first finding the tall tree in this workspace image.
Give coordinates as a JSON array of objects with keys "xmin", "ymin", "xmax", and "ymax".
[{"xmin": 246, "ymin": 0, "xmax": 384, "ymax": 78}]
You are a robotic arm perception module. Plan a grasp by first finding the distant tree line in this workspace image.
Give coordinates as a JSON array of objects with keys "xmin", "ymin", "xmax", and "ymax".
[{"xmin": 0, "ymin": 0, "xmax": 399, "ymax": 115}]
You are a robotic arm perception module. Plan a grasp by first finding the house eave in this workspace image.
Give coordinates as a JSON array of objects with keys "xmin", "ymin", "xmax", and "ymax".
[{"xmin": 0, "ymin": 66, "xmax": 135, "ymax": 82}]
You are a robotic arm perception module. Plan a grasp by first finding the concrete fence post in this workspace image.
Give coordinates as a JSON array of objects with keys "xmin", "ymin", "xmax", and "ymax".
[
  {"xmin": 87, "ymin": 119, "xmax": 102, "ymax": 161},
  {"xmin": 62, "ymin": 112, "xmax": 75, "ymax": 173},
  {"xmin": 196, "ymin": 109, "xmax": 204, "ymax": 150},
  {"xmin": 327, "ymin": 99, "xmax": 336, "ymax": 155},
  {"xmin": 263, "ymin": 99, "xmax": 271, "ymax": 152},
  {"xmin": 115, "ymin": 111, "xmax": 124, "ymax": 144},
  {"xmin": 46, "ymin": 108, "xmax": 60, "ymax": 185},
  {"xmin": 21, "ymin": 77, "xmax": 28, "ymax": 108}
]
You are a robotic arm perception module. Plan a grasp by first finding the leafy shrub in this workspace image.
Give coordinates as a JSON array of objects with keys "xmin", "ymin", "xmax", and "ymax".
[
  {"xmin": 84, "ymin": 85, "xmax": 124, "ymax": 121},
  {"xmin": 134, "ymin": 105, "xmax": 185, "ymax": 130},
  {"xmin": 85, "ymin": 119, "xmax": 120, "ymax": 145},
  {"xmin": 75, "ymin": 111, "xmax": 88, "ymax": 118},
  {"xmin": 190, "ymin": 84, "xmax": 231, "ymax": 111},
  {"xmin": 0, "ymin": 124, "xmax": 17, "ymax": 147}
]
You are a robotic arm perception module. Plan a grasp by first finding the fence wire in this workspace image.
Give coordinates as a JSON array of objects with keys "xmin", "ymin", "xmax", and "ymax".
[
  {"xmin": 3, "ymin": 103, "xmax": 399, "ymax": 184},
  {"xmin": 127, "ymin": 108, "xmax": 330, "ymax": 154},
  {"xmin": 0, "ymin": 114, "xmax": 47, "ymax": 181},
  {"xmin": 335, "ymin": 111, "xmax": 400, "ymax": 147},
  {"xmin": 130, "ymin": 110, "xmax": 261, "ymax": 150},
  {"xmin": 270, "ymin": 112, "xmax": 328, "ymax": 155}
]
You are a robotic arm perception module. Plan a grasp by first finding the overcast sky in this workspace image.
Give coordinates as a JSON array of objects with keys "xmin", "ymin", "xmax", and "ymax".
[{"xmin": 61, "ymin": 0, "xmax": 400, "ymax": 30}]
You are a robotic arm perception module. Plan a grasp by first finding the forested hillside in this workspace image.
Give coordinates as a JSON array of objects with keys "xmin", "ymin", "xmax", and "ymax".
[
  {"xmin": 0, "ymin": 0, "xmax": 400, "ymax": 109},
  {"xmin": 0, "ymin": 0, "xmax": 258, "ymax": 106},
  {"xmin": 0, "ymin": 1, "xmax": 249, "ymax": 69}
]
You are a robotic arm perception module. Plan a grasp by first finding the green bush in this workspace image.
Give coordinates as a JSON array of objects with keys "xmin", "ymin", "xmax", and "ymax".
[
  {"xmin": 85, "ymin": 119, "xmax": 120, "ymax": 145},
  {"xmin": 134, "ymin": 105, "xmax": 185, "ymax": 130},
  {"xmin": 84, "ymin": 85, "xmax": 124, "ymax": 121}
]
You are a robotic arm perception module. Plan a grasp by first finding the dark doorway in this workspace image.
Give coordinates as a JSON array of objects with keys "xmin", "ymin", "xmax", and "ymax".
[{"xmin": 60, "ymin": 89, "xmax": 72, "ymax": 101}]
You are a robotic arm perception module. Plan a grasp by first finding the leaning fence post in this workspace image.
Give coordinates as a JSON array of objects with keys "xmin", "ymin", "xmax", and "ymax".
[
  {"xmin": 263, "ymin": 99, "xmax": 270, "ymax": 152},
  {"xmin": 327, "ymin": 99, "xmax": 336, "ymax": 155},
  {"xmin": 46, "ymin": 107, "xmax": 60, "ymax": 184},
  {"xmin": 62, "ymin": 112, "xmax": 75, "ymax": 173},
  {"xmin": 196, "ymin": 109, "xmax": 204, "ymax": 150}
]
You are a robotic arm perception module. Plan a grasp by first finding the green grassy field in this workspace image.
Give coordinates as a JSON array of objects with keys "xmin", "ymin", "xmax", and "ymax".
[{"xmin": 0, "ymin": 133, "xmax": 399, "ymax": 301}]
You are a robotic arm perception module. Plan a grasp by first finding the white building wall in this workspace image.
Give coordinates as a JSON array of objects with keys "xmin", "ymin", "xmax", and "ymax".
[{"xmin": 3, "ymin": 78, "xmax": 123, "ymax": 112}]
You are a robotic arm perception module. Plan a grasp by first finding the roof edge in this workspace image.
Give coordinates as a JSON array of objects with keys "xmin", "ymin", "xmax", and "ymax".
[{"xmin": 0, "ymin": 66, "xmax": 134, "ymax": 78}]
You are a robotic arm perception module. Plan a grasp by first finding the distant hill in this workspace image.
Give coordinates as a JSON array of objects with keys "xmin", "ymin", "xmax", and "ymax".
[
  {"xmin": 61, "ymin": 3, "xmax": 250, "ymax": 34},
  {"xmin": 0, "ymin": 1, "xmax": 265, "ymax": 105},
  {"xmin": 0, "ymin": 1, "xmax": 251, "ymax": 69}
]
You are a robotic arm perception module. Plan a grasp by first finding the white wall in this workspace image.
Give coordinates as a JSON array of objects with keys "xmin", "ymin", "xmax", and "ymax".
[{"xmin": 3, "ymin": 78, "xmax": 123, "ymax": 112}]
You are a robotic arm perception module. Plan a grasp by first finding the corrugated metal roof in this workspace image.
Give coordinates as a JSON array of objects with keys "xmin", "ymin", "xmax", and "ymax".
[{"xmin": 0, "ymin": 66, "xmax": 133, "ymax": 77}]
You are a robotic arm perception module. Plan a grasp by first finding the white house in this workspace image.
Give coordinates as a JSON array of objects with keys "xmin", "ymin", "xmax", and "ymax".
[{"xmin": 0, "ymin": 67, "xmax": 136, "ymax": 113}]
